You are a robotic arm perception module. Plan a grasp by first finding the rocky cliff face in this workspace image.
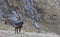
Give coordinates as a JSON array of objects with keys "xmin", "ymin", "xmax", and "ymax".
[
  {"xmin": 33, "ymin": 0, "xmax": 60, "ymax": 35},
  {"xmin": 0, "ymin": 0, "xmax": 60, "ymax": 35},
  {"xmin": 34, "ymin": 0, "xmax": 60, "ymax": 22}
]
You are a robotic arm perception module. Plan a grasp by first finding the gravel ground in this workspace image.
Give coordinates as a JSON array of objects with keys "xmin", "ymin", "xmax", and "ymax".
[{"xmin": 0, "ymin": 30, "xmax": 60, "ymax": 37}]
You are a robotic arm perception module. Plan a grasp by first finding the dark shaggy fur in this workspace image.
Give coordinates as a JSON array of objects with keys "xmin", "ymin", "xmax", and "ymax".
[
  {"xmin": 5, "ymin": 20, "xmax": 24, "ymax": 34},
  {"xmin": 15, "ymin": 21, "xmax": 24, "ymax": 34}
]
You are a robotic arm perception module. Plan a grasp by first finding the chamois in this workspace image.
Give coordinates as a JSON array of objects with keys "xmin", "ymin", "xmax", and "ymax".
[{"xmin": 5, "ymin": 14, "xmax": 24, "ymax": 34}]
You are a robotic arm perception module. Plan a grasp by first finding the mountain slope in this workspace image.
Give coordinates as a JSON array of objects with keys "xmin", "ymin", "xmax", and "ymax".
[{"xmin": 0, "ymin": 0, "xmax": 60, "ymax": 35}]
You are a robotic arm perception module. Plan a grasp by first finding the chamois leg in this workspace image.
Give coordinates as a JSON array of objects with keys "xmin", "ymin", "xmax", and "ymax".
[
  {"xmin": 15, "ymin": 27, "xmax": 16, "ymax": 34},
  {"xmin": 19, "ymin": 27, "xmax": 21, "ymax": 32},
  {"xmin": 17, "ymin": 27, "xmax": 18, "ymax": 34},
  {"xmin": 15, "ymin": 27, "xmax": 18, "ymax": 34}
]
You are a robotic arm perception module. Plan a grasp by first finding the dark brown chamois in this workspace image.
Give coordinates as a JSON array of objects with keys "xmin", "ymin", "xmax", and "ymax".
[
  {"xmin": 5, "ymin": 20, "xmax": 24, "ymax": 34},
  {"xmin": 14, "ymin": 21, "xmax": 24, "ymax": 34},
  {"xmin": 4, "ymin": 17, "xmax": 24, "ymax": 34}
]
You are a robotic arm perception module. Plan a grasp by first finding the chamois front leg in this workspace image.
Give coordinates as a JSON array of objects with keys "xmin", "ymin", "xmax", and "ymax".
[{"xmin": 15, "ymin": 27, "xmax": 18, "ymax": 34}]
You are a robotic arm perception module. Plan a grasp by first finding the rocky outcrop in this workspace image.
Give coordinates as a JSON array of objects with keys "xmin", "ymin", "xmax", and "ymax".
[{"xmin": 33, "ymin": 0, "xmax": 60, "ymax": 23}]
